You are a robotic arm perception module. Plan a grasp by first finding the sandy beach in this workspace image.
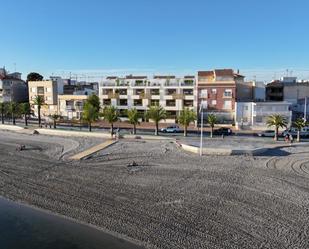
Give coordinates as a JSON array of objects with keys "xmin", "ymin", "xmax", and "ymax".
[{"xmin": 0, "ymin": 130, "xmax": 309, "ymax": 249}]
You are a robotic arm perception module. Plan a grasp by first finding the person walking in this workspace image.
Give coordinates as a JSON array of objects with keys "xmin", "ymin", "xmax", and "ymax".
[{"xmin": 289, "ymin": 134, "xmax": 294, "ymax": 145}]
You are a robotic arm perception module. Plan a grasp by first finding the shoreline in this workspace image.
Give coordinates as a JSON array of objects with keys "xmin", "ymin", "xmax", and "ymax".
[{"xmin": 0, "ymin": 195, "xmax": 146, "ymax": 248}]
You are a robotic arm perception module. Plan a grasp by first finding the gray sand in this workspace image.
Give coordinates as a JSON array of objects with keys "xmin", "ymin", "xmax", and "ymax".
[{"xmin": 0, "ymin": 130, "xmax": 309, "ymax": 249}]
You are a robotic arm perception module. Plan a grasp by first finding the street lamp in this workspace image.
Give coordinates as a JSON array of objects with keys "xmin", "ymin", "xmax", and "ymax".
[{"xmin": 199, "ymin": 101, "xmax": 207, "ymax": 156}]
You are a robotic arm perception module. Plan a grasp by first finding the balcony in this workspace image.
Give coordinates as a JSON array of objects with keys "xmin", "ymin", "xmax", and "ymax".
[
  {"xmin": 172, "ymin": 93, "xmax": 184, "ymax": 100},
  {"xmin": 140, "ymin": 92, "xmax": 151, "ymax": 99},
  {"xmin": 66, "ymin": 106, "xmax": 75, "ymax": 111},
  {"xmin": 108, "ymin": 93, "xmax": 119, "ymax": 99}
]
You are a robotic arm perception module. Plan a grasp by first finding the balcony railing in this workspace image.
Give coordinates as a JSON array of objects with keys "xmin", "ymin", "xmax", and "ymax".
[
  {"xmin": 140, "ymin": 92, "xmax": 151, "ymax": 99},
  {"xmin": 172, "ymin": 93, "xmax": 184, "ymax": 100},
  {"xmin": 108, "ymin": 93, "xmax": 119, "ymax": 99}
]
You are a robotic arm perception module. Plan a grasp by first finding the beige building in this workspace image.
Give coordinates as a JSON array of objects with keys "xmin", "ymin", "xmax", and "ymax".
[
  {"xmin": 28, "ymin": 79, "xmax": 64, "ymax": 117},
  {"xmin": 58, "ymin": 95, "xmax": 87, "ymax": 120}
]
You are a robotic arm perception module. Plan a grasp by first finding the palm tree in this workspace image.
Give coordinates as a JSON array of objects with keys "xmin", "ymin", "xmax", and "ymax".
[
  {"xmin": 293, "ymin": 118, "xmax": 307, "ymax": 142},
  {"xmin": 33, "ymin": 95, "xmax": 44, "ymax": 127},
  {"xmin": 8, "ymin": 102, "xmax": 19, "ymax": 125},
  {"xmin": 266, "ymin": 114, "xmax": 288, "ymax": 141},
  {"xmin": 20, "ymin": 102, "xmax": 31, "ymax": 126},
  {"xmin": 0, "ymin": 102, "xmax": 7, "ymax": 124},
  {"xmin": 83, "ymin": 102, "xmax": 99, "ymax": 132},
  {"xmin": 146, "ymin": 105, "xmax": 167, "ymax": 135},
  {"xmin": 207, "ymin": 114, "xmax": 217, "ymax": 138},
  {"xmin": 127, "ymin": 108, "xmax": 140, "ymax": 135},
  {"xmin": 49, "ymin": 114, "xmax": 61, "ymax": 129},
  {"xmin": 178, "ymin": 108, "xmax": 196, "ymax": 137},
  {"xmin": 102, "ymin": 106, "xmax": 119, "ymax": 137}
]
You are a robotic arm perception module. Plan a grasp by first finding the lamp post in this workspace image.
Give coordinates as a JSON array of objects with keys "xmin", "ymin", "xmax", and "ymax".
[{"xmin": 199, "ymin": 101, "xmax": 206, "ymax": 156}]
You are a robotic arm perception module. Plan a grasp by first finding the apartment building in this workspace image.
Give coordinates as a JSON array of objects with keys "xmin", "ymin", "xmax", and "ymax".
[
  {"xmin": 58, "ymin": 95, "xmax": 87, "ymax": 120},
  {"xmin": 99, "ymin": 75, "xmax": 196, "ymax": 122},
  {"xmin": 28, "ymin": 77, "xmax": 64, "ymax": 117},
  {"xmin": 0, "ymin": 68, "xmax": 28, "ymax": 103},
  {"xmin": 197, "ymin": 69, "xmax": 244, "ymax": 123}
]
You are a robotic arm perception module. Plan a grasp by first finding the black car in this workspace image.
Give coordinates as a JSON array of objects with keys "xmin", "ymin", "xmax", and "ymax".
[{"xmin": 213, "ymin": 127, "xmax": 233, "ymax": 136}]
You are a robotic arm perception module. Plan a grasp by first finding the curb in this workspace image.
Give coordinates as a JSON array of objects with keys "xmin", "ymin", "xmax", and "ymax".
[{"xmin": 176, "ymin": 142, "xmax": 302, "ymax": 156}]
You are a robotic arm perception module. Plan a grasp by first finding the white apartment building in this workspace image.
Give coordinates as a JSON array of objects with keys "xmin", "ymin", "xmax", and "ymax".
[
  {"xmin": 235, "ymin": 101, "xmax": 292, "ymax": 130},
  {"xmin": 99, "ymin": 75, "xmax": 196, "ymax": 122}
]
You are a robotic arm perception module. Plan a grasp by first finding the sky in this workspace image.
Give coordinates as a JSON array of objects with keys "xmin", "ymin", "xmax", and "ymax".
[{"xmin": 1, "ymin": 0, "xmax": 309, "ymax": 81}]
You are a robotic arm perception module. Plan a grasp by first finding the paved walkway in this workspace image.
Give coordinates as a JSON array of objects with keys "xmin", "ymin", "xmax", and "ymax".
[{"xmin": 70, "ymin": 140, "xmax": 117, "ymax": 160}]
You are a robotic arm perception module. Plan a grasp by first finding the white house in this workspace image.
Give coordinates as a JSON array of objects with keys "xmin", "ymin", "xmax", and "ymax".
[{"xmin": 235, "ymin": 101, "xmax": 292, "ymax": 130}]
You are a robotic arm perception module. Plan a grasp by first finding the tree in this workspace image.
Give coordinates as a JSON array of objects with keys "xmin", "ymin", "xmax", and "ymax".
[
  {"xmin": 207, "ymin": 114, "xmax": 217, "ymax": 138},
  {"xmin": 293, "ymin": 118, "xmax": 307, "ymax": 142},
  {"xmin": 178, "ymin": 108, "xmax": 196, "ymax": 137},
  {"xmin": 83, "ymin": 102, "xmax": 99, "ymax": 132},
  {"xmin": 266, "ymin": 114, "xmax": 288, "ymax": 141},
  {"xmin": 87, "ymin": 94, "xmax": 100, "ymax": 112},
  {"xmin": 146, "ymin": 105, "xmax": 167, "ymax": 135},
  {"xmin": 49, "ymin": 114, "xmax": 61, "ymax": 129},
  {"xmin": 33, "ymin": 95, "xmax": 45, "ymax": 127},
  {"xmin": 20, "ymin": 102, "xmax": 31, "ymax": 126},
  {"xmin": 127, "ymin": 108, "xmax": 140, "ymax": 135},
  {"xmin": 8, "ymin": 102, "xmax": 19, "ymax": 125},
  {"xmin": 102, "ymin": 106, "xmax": 119, "ymax": 137},
  {"xmin": 0, "ymin": 102, "xmax": 7, "ymax": 124},
  {"xmin": 27, "ymin": 72, "xmax": 43, "ymax": 82}
]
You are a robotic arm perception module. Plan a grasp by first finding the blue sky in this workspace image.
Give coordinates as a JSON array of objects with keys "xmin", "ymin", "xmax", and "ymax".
[{"xmin": 1, "ymin": 0, "xmax": 309, "ymax": 81}]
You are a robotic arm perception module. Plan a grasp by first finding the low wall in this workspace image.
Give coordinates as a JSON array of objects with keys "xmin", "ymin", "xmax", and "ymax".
[
  {"xmin": 35, "ymin": 128, "xmax": 174, "ymax": 141},
  {"xmin": 0, "ymin": 124, "xmax": 24, "ymax": 131},
  {"xmin": 176, "ymin": 141, "xmax": 294, "ymax": 156}
]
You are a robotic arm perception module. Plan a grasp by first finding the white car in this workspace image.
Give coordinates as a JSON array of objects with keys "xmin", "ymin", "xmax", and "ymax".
[
  {"xmin": 161, "ymin": 125, "xmax": 181, "ymax": 133},
  {"xmin": 257, "ymin": 130, "xmax": 276, "ymax": 137}
]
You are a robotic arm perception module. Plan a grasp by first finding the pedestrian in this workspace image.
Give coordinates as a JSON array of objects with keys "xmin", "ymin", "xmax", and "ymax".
[
  {"xmin": 116, "ymin": 127, "xmax": 120, "ymax": 140},
  {"xmin": 289, "ymin": 134, "xmax": 294, "ymax": 144},
  {"xmin": 284, "ymin": 134, "xmax": 289, "ymax": 143}
]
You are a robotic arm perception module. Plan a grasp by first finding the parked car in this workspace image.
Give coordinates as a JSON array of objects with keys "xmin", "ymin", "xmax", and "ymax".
[
  {"xmin": 161, "ymin": 125, "xmax": 181, "ymax": 133},
  {"xmin": 257, "ymin": 130, "xmax": 276, "ymax": 137},
  {"xmin": 282, "ymin": 127, "xmax": 309, "ymax": 138},
  {"xmin": 213, "ymin": 127, "xmax": 233, "ymax": 136}
]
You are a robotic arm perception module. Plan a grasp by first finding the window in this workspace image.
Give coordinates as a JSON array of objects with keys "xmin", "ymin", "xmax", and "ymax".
[
  {"xmin": 184, "ymin": 100, "xmax": 194, "ymax": 107},
  {"xmin": 223, "ymin": 89, "xmax": 232, "ymax": 97},
  {"xmin": 133, "ymin": 99, "xmax": 143, "ymax": 106},
  {"xmin": 103, "ymin": 99, "xmax": 111, "ymax": 105},
  {"xmin": 166, "ymin": 89, "xmax": 176, "ymax": 95},
  {"xmin": 223, "ymin": 100, "xmax": 232, "ymax": 110},
  {"xmin": 211, "ymin": 89, "xmax": 217, "ymax": 94},
  {"xmin": 118, "ymin": 89, "xmax": 127, "ymax": 95},
  {"xmin": 37, "ymin": 87, "xmax": 44, "ymax": 95},
  {"xmin": 135, "ymin": 89, "xmax": 144, "ymax": 95},
  {"xmin": 31, "ymin": 87, "xmax": 36, "ymax": 93},
  {"xmin": 150, "ymin": 100, "xmax": 159, "ymax": 106},
  {"xmin": 46, "ymin": 87, "xmax": 51, "ymax": 93},
  {"xmin": 256, "ymin": 116, "xmax": 263, "ymax": 123},
  {"xmin": 211, "ymin": 100, "xmax": 217, "ymax": 106},
  {"xmin": 244, "ymin": 106, "xmax": 249, "ymax": 111},
  {"xmin": 150, "ymin": 89, "xmax": 160, "ymax": 95},
  {"xmin": 183, "ymin": 89, "xmax": 193, "ymax": 95},
  {"xmin": 119, "ymin": 99, "xmax": 128, "ymax": 106},
  {"xmin": 200, "ymin": 89, "xmax": 208, "ymax": 98},
  {"xmin": 166, "ymin": 100, "xmax": 176, "ymax": 107}
]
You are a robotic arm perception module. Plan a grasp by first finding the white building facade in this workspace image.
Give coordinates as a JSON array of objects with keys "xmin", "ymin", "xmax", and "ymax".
[
  {"xmin": 99, "ymin": 75, "xmax": 196, "ymax": 122},
  {"xmin": 235, "ymin": 101, "xmax": 292, "ymax": 130}
]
